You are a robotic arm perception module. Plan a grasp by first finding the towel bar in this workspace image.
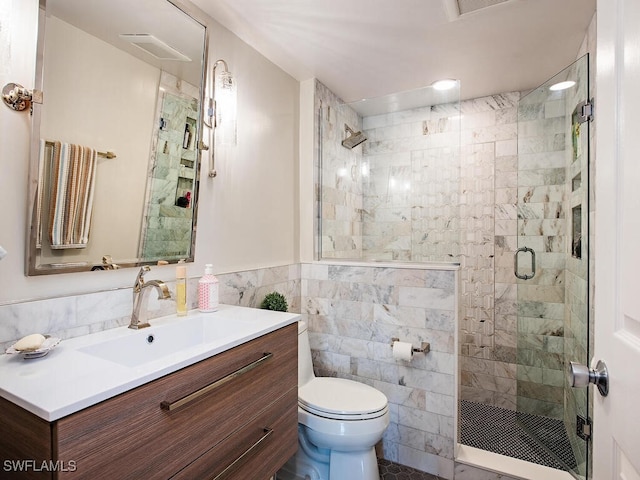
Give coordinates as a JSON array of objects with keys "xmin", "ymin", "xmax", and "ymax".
[{"xmin": 44, "ymin": 140, "xmax": 116, "ymax": 159}]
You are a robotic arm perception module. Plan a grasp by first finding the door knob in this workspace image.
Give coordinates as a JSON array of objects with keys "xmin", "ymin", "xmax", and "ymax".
[{"xmin": 570, "ymin": 360, "xmax": 609, "ymax": 397}]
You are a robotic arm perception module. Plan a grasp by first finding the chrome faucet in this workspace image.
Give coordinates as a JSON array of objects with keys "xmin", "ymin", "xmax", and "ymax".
[{"xmin": 129, "ymin": 266, "xmax": 171, "ymax": 329}]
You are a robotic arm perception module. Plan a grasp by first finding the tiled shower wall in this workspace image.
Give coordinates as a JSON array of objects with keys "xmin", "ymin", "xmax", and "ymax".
[
  {"xmin": 456, "ymin": 94, "xmax": 520, "ymax": 410},
  {"xmin": 514, "ymin": 87, "xmax": 569, "ymax": 419},
  {"xmin": 361, "ymin": 102, "xmax": 461, "ymax": 262},
  {"xmin": 315, "ymin": 81, "xmax": 364, "ymax": 259},
  {"xmin": 314, "ymin": 79, "xmax": 523, "ymax": 411}
]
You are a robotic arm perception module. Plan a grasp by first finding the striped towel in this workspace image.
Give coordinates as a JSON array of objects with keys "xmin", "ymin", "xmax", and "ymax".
[
  {"xmin": 48, "ymin": 142, "xmax": 97, "ymax": 249},
  {"xmin": 35, "ymin": 139, "xmax": 46, "ymax": 248}
]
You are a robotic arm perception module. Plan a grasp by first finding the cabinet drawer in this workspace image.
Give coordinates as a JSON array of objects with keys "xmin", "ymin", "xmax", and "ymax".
[
  {"xmin": 171, "ymin": 387, "xmax": 298, "ymax": 480},
  {"xmin": 54, "ymin": 323, "xmax": 297, "ymax": 479}
]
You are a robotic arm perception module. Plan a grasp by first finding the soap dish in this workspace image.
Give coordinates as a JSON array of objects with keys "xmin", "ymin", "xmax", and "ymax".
[{"xmin": 6, "ymin": 336, "xmax": 61, "ymax": 359}]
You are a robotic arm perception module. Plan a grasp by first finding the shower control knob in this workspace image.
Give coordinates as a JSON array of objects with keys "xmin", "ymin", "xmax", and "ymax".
[{"xmin": 570, "ymin": 360, "xmax": 609, "ymax": 397}]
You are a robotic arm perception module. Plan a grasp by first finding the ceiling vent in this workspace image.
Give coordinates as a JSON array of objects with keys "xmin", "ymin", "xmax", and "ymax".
[
  {"xmin": 119, "ymin": 34, "xmax": 191, "ymax": 62},
  {"xmin": 443, "ymin": 0, "xmax": 513, "ymax": 20},
  {"xmin": 458, "ymin": 0, "xmax": 510, "ymax": 14}
]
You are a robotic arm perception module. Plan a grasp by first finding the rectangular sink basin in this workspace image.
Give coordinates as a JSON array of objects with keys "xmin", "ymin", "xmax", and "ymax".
[{"xmin": 78, "ymin": 315, "xmax": 252, "ymax": 367}]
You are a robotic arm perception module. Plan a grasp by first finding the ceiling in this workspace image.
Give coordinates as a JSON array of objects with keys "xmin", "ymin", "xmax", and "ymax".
[{"xmin": 190, "ymin": 0, "xmax": 596, "ymax": 103}]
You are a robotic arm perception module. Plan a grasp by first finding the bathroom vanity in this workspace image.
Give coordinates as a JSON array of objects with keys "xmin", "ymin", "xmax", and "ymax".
[{"xmin": 0, "ymin": 306, "xmax": 299, "ymax": 479}]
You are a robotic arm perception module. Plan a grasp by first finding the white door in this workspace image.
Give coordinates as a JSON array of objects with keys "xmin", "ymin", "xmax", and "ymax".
[{"xmin": 593, "ymin": 0, "xmax": 640, "ymax": 478}]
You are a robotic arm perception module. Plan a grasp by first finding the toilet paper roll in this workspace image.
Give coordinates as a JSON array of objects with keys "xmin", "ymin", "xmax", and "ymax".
[{"xmin": 392, "ymin": 341, "xmax": 413, "ymax": 361}]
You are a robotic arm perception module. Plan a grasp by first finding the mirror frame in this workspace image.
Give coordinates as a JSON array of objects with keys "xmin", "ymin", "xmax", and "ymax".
[{"xmin": 26, "ymin": 0, "xmax": 209, "ymax": 276}]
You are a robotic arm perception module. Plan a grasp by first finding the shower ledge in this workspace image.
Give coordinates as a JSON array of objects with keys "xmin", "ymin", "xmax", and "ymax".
[
  {"xmin": 456, "ymin": 444, "xmax": 574, "ymax": 480},
  {"xmin": 314, "ymin": 259, "xmax": 460, "ymax": 270}
]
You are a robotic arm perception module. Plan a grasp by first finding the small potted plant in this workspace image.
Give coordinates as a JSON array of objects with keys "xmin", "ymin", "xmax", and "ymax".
[{"xmin": 260, "ymin": 291, "xmax": 288, "ymax": 312}]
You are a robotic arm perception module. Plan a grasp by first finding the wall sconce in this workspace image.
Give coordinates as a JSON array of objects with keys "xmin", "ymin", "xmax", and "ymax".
[
  {"xmin": 2, "ymin": 83, "xmax": 43, "ymax": 112},
  {"xmin": 206, "ymin": 59, "xmax": 237, "ymax": 178}
]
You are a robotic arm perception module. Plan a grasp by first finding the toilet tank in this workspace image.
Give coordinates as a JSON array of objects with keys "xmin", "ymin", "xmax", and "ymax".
[{"xmin": 298, "ymin": 321, "xmax": 316, "ymax": 387}]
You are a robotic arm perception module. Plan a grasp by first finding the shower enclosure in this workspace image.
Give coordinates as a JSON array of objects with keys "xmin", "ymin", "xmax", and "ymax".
[
  {"xmin": 316, "ymin": 54, "xmax": 591, "ymax": 479},
  {"xmin": 458, "ymin": 55, "xmax": 591, "ymax": 479}
]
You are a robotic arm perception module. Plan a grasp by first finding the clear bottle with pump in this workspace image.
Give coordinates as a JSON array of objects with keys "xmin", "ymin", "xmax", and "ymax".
[
  {"xmin": 198, "ymin": 264, "xmax": 219, "ymax": 312},
  {"xmin": 176, "ymin": 265, "xmax": 188, "ymax": 316}
]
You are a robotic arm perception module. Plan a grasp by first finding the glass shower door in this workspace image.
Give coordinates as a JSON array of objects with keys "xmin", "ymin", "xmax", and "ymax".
[{"xmin": 515, "ymin": 54, "xmax": 590, "ymax": 479}]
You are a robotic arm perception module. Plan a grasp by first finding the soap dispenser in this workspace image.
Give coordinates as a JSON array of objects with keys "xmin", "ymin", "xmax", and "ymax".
[{"xmin": 198, "ymin": 264, "xmax": 219, "ymax": 312}]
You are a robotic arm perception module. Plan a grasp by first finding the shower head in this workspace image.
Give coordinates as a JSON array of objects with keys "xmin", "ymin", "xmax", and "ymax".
[{"xmin": 341, "ymin": 124, "xmax": 367, "ymax": 149}]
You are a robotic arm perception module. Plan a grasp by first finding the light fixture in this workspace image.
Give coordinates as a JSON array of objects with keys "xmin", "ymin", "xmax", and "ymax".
[
  {"xmin": 432, "ymin": 79, "xmax": 458, "ymax": 91},
  {"xmin": 549, "ymin": 80, "xmax": 576, "ymax": 91},
  {"xmin": 206, "ymin": 59, "xmax": 237, "ymax": 178}
]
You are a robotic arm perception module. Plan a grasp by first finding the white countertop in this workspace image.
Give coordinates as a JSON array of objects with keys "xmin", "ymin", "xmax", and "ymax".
[{"xmin": 0, "ymin": 305, "xmax": 300, "ymax": 421}]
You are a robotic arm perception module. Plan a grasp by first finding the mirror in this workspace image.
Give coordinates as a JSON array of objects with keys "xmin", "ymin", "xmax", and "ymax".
[{"xmin": 26, "ymin": 0, "xmax": 208, "ymax": 275}]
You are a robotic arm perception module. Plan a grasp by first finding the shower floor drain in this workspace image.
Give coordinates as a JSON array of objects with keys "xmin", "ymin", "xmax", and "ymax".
[{"xmin": 459, "ymin": 400, "xmax": 578, "ymax": 471}]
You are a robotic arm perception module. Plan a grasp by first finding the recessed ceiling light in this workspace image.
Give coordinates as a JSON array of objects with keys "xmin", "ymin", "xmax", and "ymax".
[
  {"xmin": 549, "ymin": 80, "xmax": 576, "ymax": 91},
  {"xmin": 119, "ymin": 34, "xmax": 191, "ymax": 62},
  {"xmin": 432, "ymin": 79, "xmax": 458, "ymax": 91}
]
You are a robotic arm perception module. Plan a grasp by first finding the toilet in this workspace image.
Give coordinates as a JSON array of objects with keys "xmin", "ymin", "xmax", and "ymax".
[{"xmin": 282, "ymin": 321, "xmax": 389, "ymax": 480}]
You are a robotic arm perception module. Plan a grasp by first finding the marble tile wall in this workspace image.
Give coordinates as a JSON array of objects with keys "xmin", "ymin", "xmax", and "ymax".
[
  {"xmin": 301, "ymin": 262, "xmax": 459, "ymax": 479},
  {"xmin": 0, "ymin": 264, "xmax": 301, "ymax": 351},
  {"xmin": 314, "ymin": 80, "xmax": 527, "ymax": 412},
  {"xmin": 361, "ymin": 102, "xmax": 461, "ymax": 262},
  {"xmin": 515, "ymin": 83, "xmax": 572, "ymax": 419},
  {"xmin": 315, "ymin": 80, "xmax": 364, "ymax": 259},
  {"xmin": 329, "ymin": 89, "xmax": 522, "ymax": 411},
  {"xmin": 456, "ymin": 93, "xmax": 520, "ymax": 410}
]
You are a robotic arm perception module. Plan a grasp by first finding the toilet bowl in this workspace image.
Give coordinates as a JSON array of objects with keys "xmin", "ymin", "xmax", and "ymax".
[{"xmin": 284, "ymin": 321, "xmax": 389, "ymax": 480}]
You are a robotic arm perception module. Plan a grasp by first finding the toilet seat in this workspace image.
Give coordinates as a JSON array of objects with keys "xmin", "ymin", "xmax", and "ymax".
[{"xmin": 298, "ymin": 377, "xmax": 388, "ymax": 420}]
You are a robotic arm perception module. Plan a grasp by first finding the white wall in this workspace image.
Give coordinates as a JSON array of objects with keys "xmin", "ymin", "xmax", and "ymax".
[
  {"xmin": 0, "ymin": 0, "xmax": 300, "ymax": 304},
  {"xmin": 202, "ymin": 9, "xmax": 300, "ymax": 274}
]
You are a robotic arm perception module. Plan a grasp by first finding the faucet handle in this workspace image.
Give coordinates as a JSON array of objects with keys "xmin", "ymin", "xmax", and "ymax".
[{"xmin": 134, "ymin": 266, "xmax": 151, "ymax": 290}]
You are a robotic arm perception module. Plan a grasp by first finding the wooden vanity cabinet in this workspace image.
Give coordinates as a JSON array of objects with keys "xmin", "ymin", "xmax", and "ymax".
[{"xmin": 1, "ymin": 323, "xmax": 298, "ymax": 479}]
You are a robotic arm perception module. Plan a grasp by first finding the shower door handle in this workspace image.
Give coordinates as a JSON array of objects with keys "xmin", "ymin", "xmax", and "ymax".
[
  {"xmin": 570, "ymin": 360, "xmax": 609, "ymax": 397},
  {"xmin": 514, "ymin": 246, "xmax": 536, "ymax": 280}
]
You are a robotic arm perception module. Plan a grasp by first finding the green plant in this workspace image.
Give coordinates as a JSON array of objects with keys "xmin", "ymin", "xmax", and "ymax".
[{"xmin": 260, "ymin": 291, "xmax": 288, "ymax": 312}]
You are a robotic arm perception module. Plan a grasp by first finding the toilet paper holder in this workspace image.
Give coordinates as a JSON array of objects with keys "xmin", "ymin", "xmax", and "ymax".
[{"xmin": 390, "ymin": 337, "xmax": 430, "ymax": 354}]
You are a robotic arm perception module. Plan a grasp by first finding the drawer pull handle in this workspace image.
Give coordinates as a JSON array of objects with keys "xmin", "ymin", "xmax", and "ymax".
[
  {"xmin": 161, "ymin": 352, "xmax": 273, "ymax": 411},
  {"xmin": 213, "ymin": 427, "xmax": 274, "ymax": 479}
]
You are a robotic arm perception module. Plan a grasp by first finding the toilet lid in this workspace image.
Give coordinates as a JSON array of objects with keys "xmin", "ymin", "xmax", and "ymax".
[{"xmin": 298, "ymin": 377, "xmax": 388, "ymax": 420}]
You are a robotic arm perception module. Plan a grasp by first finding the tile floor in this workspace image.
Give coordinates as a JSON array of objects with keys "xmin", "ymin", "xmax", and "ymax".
[{"xmin": 378, "ymin": 459, "xmax": 444, "ymax": 480}]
